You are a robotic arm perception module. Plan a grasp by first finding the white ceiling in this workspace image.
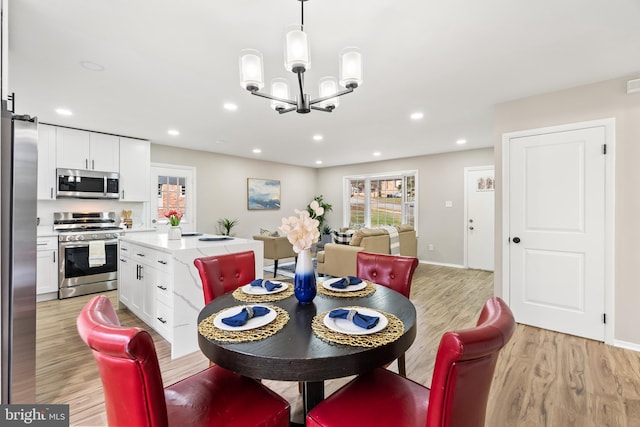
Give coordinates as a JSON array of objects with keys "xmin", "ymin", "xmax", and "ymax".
[{"xmin": 7, "ymin": 0, "xmax": 640, "ymax": 168}]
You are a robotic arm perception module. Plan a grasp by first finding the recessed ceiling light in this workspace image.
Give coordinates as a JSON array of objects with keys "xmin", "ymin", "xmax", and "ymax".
[
  {"xmin": 456, "ymin": 139, "xmax": 467, "ymax": 145},
  {"xmin": 373, "ymin": 151, "xmax": 381, "ymax": 157},
  {"xmin": 223, "ymin": 103, "xmax": 238, "ymax": 111},
  {"xmin": 167, "ymin": 129, "xmax": 180, "ymax": 136},
  {"xmin": 315, "ymin": 160, "xmax": 323, "ymax": 165},
  {"xmin": 55, "ymin": 108, "xmax": 73, "ymax": 116},
  {"xmin": 253, "ymin": 148, "xmax": 262, "ymax": 154},
  {"xmin": 79, "ymin": 61, "xmax": 105, "ymax": 71},
  {"xmin": 313, "ymin": 134, "xmax": 323, "ymax": 141},
  {"xmin": 410, "ymin": 112, "xmax": 424, "ymax": 120}
]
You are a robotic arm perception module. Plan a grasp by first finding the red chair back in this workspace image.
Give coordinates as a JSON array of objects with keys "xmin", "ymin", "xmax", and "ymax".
[
  {"xmin": 193, "ymin": 251, "xmax": 256, "ymax": 304},
  {"xmin": 356, "ymin": 252, "xmax": 419, "ymax": 298},
  {"xmin": 76, "ymin": 295, "xmax": 168, "ymax": 427},
  {"xmin": 427, "ymin": 297, "xmax": 516, "ymax": 427}
]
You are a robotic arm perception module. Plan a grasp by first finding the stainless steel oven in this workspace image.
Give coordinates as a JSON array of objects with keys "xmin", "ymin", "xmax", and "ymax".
[{"xmin": 54, "ymin": 212, "xmax": 123, "ymax": 299}]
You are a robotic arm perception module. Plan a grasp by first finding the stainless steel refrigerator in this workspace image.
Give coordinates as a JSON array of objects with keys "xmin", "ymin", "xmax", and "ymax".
[{"xmin": 0, "ymin": 101, "xmax": 37, "ymax": 403}]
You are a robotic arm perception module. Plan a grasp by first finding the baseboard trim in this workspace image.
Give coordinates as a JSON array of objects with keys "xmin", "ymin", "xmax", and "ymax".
[
  {"xmin": 419, "ymin": 260, "xmax": 466, "ymax": 269},
  {"xmin": 613, "ymin": 339, "xmax": 640, "ymax": 353}
]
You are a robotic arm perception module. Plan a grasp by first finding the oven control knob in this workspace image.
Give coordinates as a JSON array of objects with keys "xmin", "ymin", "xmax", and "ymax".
[
  {"xmin": 77, "ymin": 235, "xmax": 84, "ymax": 241},
  {"xmin": 66, "ymin": 235, "xmax": 74, "ymax": 242},
  {"xmin": 92, "ymin": 234, "xmax": 98, "ymax": 239}
]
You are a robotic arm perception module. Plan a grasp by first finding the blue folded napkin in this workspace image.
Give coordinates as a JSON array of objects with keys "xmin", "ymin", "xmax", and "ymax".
[
  {"xmin": 221, "ymin": 306, "xmax": 270, "ymax": 327},
  {"xmin": 250, "ymin": 278, "xmax": 282, "ymax": 292},
  {"xmin": 329, "ymin": 308, "xmax": 379, "ymax": 329},
  {"xmin": 330, "ymin": 276, "xmax": 363, "ymax": 289}
]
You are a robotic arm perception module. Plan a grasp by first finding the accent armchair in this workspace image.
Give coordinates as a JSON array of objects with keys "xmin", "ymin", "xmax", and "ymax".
[
  {"xmin": 77, "ymin": 295, "xmax": 290, "ymax": 427},
  {"xmin": 253, "ymin": 235, "xmax": 297, "ymax": 277},
  {"xmin": 306, "ymin": 297, "xmax": 516, "ymax": 427},
  {"xmin": 356, "ymin": 251, "xmax": 419, "ymax": 376}
]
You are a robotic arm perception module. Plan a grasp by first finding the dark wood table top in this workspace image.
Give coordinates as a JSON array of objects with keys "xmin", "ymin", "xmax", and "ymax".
[{"xmin": 197, "ymin": 285, "xmax": 417, "ymax": 383}]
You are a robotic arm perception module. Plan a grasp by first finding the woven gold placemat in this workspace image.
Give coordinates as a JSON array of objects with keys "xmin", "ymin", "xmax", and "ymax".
[
  {"xmin": 317, "ymin": 280, "xmax": 377, "ymax": 298},
  {"xmin": 198, "ymin": 305, "xmax": 289, "ymax": 343},
  {"xmin": 232, "ymin": 286, "xmax": 294, "ymax": 302},
  {"xmin": 311, "ymin": 307, "xmax": 404, "ymax": 348}
]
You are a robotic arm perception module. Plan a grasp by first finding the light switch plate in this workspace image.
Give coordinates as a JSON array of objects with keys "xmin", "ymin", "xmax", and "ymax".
[{"xmin": 445, "ymin": 201, "xmax": 453, "ymax": 207}]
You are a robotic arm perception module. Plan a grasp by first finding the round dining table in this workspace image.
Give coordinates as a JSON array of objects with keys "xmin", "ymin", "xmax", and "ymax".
[{"xmin": 197, "ymin": 283, "xmax": 417, "ymax": 417}]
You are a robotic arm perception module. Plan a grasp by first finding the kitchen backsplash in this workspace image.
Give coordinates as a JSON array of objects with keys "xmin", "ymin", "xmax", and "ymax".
[{"xmin": 37, "ymin": 199, "xmax": 148, "ymax": 230}]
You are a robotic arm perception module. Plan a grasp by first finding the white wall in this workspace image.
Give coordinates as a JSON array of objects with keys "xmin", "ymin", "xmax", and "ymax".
[
  {"xmin": 494, "ymin": 73, "xmax": 640, "ymax": 346},
  {"xmin": 150, "ymin": 144, "xmax": 319, "ymax": 239},
  {"xmin": 316, "ymin": 148, "xmax": 494, "ymax": 265}
]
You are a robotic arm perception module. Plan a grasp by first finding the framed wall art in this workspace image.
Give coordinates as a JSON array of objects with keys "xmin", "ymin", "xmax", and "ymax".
[{"xmin": 247, "ymin": 178, "xmax": 281, "ymax": 210}]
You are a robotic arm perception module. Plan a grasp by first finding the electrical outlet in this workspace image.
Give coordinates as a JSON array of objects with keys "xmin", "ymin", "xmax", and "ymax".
[{"xmin": 428, "ymin": 244, "xmax": 434, "ymax": 251}]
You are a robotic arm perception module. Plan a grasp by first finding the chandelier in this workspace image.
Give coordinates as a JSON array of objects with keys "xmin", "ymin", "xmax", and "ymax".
[{"xmin": 239, "ymin": 0, "xmax": 362, "ymax": 114}]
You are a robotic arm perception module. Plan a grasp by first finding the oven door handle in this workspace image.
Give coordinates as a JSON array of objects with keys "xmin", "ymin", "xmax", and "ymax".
[{"xmin": 59, "ymin": 239, "xmax": 119, "ymax": 249}]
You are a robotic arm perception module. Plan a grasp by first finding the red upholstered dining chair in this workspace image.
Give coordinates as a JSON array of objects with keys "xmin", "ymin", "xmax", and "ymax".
[
  {"xmin": 356, "ymin": 251, "xmax": 419, "ymax": 376},
  {"xmin": 77, "ymin": 295, "xmax": 290, "ymax": 427},
  {"xmin": 194, "ymin": 250, "xmax": 256, "ymax": 304},
  {"xmin": 306, "ymin": 297, "xmax": 516, "ymax": 427}
]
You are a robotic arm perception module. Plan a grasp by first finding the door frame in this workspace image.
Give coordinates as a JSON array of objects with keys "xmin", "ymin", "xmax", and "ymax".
[
  {"xmin": 501, "ymin": 118, "xmax": 615, "ymax": 344},
  {"xmin": 149, "ymin": 163, "xmax": 197, "ymax": 232},
  {"xmin": 463, "ymin": 165, "xmax": 494, "ymax": 270}
]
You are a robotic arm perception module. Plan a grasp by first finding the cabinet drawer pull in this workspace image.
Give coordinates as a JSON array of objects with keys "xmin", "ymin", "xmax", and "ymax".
[
  {"xmin": 120, "ymin": 258, "xmax": 127, "ymax": 263},
  {"xmin": 157, "ymin": 260, "xmax": 167, "ymax": 265},
  {"xmin": 37, "ymin": 242, "xmax": 47, "ymax": 246},
  {"xmin": 157, "ymin": 285, "xmax": 167, "ymax": 291},
  {"xmin": 157, "ymin": 317, "xmax": 167, "ymax": 324},
  {"xmin": 136, "ymin": 253, "xmax": 145, "ymax": 257},
  {"xmin": 121, "ymin": 247, "xmax": 128, "ymax": 252}
]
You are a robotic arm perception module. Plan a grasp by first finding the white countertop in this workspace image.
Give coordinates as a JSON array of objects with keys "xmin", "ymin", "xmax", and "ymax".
[{"xmin": 120, "ymin": 232, "xmax": 258, "ymax": 253}]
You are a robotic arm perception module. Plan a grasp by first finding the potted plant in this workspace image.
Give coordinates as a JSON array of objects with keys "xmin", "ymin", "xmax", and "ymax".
[
  {"xmin": 306, "ymin": 195, "xmax": 332, "ymax": 236},
  {"xmin": 321, "ymin": 224, "xmax": 333, "ymax": 244},
  {"xmin": 217, "ymin": 218, "xmax": 239, "ymax": 236}
]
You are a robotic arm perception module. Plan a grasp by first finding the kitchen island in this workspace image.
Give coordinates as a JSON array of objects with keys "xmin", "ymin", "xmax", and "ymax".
[{"xmin": 118, "ymin": 232, "xmax": 263, "ymax": 359}]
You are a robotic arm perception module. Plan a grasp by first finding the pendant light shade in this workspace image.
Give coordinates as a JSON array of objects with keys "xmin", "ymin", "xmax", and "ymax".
[
  {"xmin": 270, "ymin": 78, "xmax": 291, "ymax": 110},
  {"xmin": 339, "ymin": 47, "xmax": 362, "ymax": 88},
  {"xmin": 239, "ymin": 49, "xmax": 265, "ymax": 91},
  {"xmin": 318, "ymin": 76, "xmax": 339, "ymax": 110},
  {"xmin": 240, "ymin": 0, "xmax": 361, "ymax": 114},
  {"xmin": 284, "ymin": 27, "xmax": 310, "ymax": 72}
]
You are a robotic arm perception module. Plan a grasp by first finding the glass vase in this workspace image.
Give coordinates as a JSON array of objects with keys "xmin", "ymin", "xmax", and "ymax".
[{"xmin": 294, "ymin": 248, "xmax": 316, "ymax": 304}]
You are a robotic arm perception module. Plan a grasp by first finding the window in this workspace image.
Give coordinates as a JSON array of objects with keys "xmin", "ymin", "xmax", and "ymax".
[
  {"xmin": 345, "ymin": 171, "xmax": 417, "ymax": 231},
  {"xmin": 150, "ymin": 164, "xmax": 196, "ymax": 232},
  {"xmin": 156, "ymin": 175, "xmax": 186, "ymax": 218}
]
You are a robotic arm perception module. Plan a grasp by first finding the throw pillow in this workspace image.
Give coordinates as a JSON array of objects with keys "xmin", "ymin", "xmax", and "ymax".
[{"xmin": 259, "ymin": 228, "xmax": 280, "ymax": 237}]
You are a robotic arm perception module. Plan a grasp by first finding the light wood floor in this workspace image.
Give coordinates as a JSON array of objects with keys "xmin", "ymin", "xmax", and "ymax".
[{"xmin": 36, "ymin": 264, "xmax": 640, "ymax": 426}]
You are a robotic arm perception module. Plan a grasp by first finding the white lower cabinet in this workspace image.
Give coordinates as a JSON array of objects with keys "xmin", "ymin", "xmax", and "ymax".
[
  {"xmin": 118, "ymin": 242, "xmax": 173, "ymax": 340},
  {"xmin": 36, "ymin": 236, "xmax": 58, "ymax": 301}
]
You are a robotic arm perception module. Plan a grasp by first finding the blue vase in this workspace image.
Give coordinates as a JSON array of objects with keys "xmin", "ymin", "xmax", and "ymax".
[{"xmin": 294, "ymin": 248, "xmax": 316, "ymax": 304}]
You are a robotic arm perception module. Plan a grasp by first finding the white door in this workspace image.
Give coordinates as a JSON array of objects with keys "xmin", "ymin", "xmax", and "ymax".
[
  {"xmin": 507, "ymin": 125, "xmax": 607, "ymax": 341},
  {"xmin": 465, "ymin": 166, "xmax": 494, "ymax": 271},
  {"xmin": 150, "ymin": 164, "xmax": 196, "ymax": 233}
]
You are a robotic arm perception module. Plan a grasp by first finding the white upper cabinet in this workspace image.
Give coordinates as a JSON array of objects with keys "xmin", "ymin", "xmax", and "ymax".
[
  {"xmin": 119, "ymin": 137, "xmax": 150, "ymax": 201},
  {"xmin": 56, "ymin": 127, "xmax": 119, "ymax": 171},
  {"xmin": 37, "ymin": 124, "xmax": 57, "ymax": 200}
]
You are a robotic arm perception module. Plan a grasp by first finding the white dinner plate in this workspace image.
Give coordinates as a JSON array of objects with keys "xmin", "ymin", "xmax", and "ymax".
[
  {"xmin": 241, "ymin": 281, "xmax": 288, "ymax": 295},
  {"xmin": 322, "ymin": 277, "xmax": 367, "ymax": 292},
  {"xmin": 323, "ymin": 307, "xmax": 388, "ymax": 335},
  {"xmin": 213, "ymin": 306, "xmax": 277, "ymax": 331}
]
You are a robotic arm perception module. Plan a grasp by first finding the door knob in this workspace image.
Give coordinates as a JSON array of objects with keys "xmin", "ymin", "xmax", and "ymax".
[
  {"xmin": 469, "ymin": 226, "xmax": 474, "ymax": 230},
  {"xmin": 512, "ymin": 237, "xmax": 521, "ymax": 243}
]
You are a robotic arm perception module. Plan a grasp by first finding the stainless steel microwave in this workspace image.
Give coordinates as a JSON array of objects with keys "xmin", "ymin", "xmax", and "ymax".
[{"xmin": 56, "ymin": 168, "xmax": 119, "ymax": 199}]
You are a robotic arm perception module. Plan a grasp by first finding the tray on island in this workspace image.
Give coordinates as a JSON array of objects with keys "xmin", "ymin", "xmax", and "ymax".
[{"xmin": 198, "ymin": 236, "xmax": 233, "ymax": 241}]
